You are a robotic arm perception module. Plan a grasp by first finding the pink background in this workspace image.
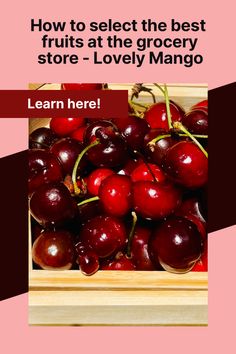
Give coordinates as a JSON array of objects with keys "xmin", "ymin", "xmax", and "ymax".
[{"xmin": 0, "ymin": 0, "xmax": 235, "ymax": 352}]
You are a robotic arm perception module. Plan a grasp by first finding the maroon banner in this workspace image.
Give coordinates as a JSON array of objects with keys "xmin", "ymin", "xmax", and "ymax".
[{"xmin": 0, "ymin": 90, "xmax": 128, "ymax": 118}]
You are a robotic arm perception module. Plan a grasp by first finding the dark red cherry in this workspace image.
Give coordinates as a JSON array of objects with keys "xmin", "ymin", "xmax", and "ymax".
[
  {"xmin": 149, "ymin": 216, "xmax": 203, "ymax": 273},
  {"xmin": 113, "ymin": 116, "xmax": 150, "ymax": 151},
  {"xmin": 75, "ymin": 241, "xmax": 99, "ymax": 276},
  {"xmin": 101, "ymin": 252, "xmax": 136, "ymax": 270},
  {"xmin": 99, "ymin": 175, "xmax": 132, "ymax": 217},
  {"xmin": 80, "ymin": 215, "xmax": 127, "ymax": 258},
  {"xmin": 30, "ymin": 182, "xmax": 77, "ymax": 227},
  {"xmin": 32, "ymin": 230, "xmax": 75, "ymax": 270},
  {"xmin": 133, "ymin": 181, "xmax": 181, "ymax": 220},
  {"xmin": 29, "ymin": 127, "xmax": 58, "ymax": 149},
  {"xmin": 50, "ymin": 117, "xmax": 85, "ymax": 137},
  {"xmin": 143, "ymin": 129, "xmax": 178, "ymax": 165},
  {"xmin": 84, "ymin": 120, "xmax": 118, "ymax": 144},
  {"xmin": 131, "ymin": 226, "xmax": 156, "ymax": 270},
  {"xmin": 28, "ymin": 149, "xmax": 63, "ymax": 195},
  {"xmin": 182, "ymin": 109, "xmax": 208, "ymax": 135},
  {"xmin": 131, "ymin": 162, "xmax": 165, "ymax": 183},
  {"xmin": 87, "ymin": 135, "xmax": 128, "ymax": 168},
  {"xmin": 163, "ymin": 141, "xmax": 208, "ymax": 189},
  {"xmin": 175, "ymin": 197, "xmax": 207, "ymax": 239},
  {"xmin": 50, "ymin": 137, "xmax": 85, "ymax": 176},
  {"xmin": 144, "ymin": 102, "xmax": 183, "ymax": 130},
  {"xmin": 61, "ymin": 83, "xmax": 103, "ymax": 90},
  {"xmin": 87, "ymin": 168, "xmax": 114, "ymax": 196},
  {"xmin": 77, "ymin": 199, "xmax": 103, "ymax": 225}
]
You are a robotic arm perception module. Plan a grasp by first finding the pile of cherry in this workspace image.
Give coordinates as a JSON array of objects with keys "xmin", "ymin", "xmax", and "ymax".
[{"xmin": 29, "ymin": 83, "xmax": 208, "ymax": 276}]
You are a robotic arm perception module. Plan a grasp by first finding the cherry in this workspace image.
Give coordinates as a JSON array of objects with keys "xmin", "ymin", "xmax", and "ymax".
[
  {"xmin": 75, "ymin": 241, "xmax": 99, "ymax": 275},
  {"xmin": 99, "ymin": 174, "xmax": 132, "ymax": 217},
  {"xmin": 80, "ymin": 215, "xmax": 127, "ymax": 258},
  {"xmin": 30, "ymin": 182, "xmax": 77, "ymax": 227},
  {"xmin": 29, "ymin": 127, "xmax": 58, "ymax": 149},
  {"xmin": 84, "ymin": 120, "xmax": 118, "ymax": 144},
  {"xmin": 133, "ymin": 181, "xmax": 181, "ymax": 220},
  {"xmin": 182, "ymin": 109, "xmax": 208, "ymax": 135},
  {"xmin": 163, "ymin": 141, "xmax": 208, "ymax": 189},
  {"xmin": 191, "ymin": 100, "xmax": 208, "ymax": 111},
  {"xmin": 70, "ymin": 125, "xmax": 87, "ymax": 142},
  {"xmin": 143, "ymin": 129, "xmax": 179, "ymax": 166},
  {"xmin": 50, "ymin": 117, "xmax": 85, "ymax": 137},
  {"xmin": 28, "ymin": 149, "xmax": 63, "ymax": 196},
  {"xmin": 32, "ymin": 230, "xmax": 75, "ymax": 270},
  {"xmin": 101, "ymin": 252, "xmax": 136, "ymax": 270},
  {"xmin": 130, "ymin": 162, "xmax": 165, "ymax": 183},
  {"xmin": 149, "ymin": 216, "xmax": 203, "ymax": 273},
  {"xmin": 113, "ymin": 116, "xmax": 150, "ymax": 151},
  {"xmin": 144, "ymin": 102, "xmax": 183, "ymax": 130},
  {"xmin": 77, "ymin": 199, "xmax": 103, "ymax": 225},
  {"xmin": 131, "ymin": 226, "xmax": 156, "ymax": 270},
  {"xmin": 87, "ymin": 168, "xmax": 114, "ymax": 196},
  {"xmin": 87, "ymin": 135, "xmax": 128, "ymax": 168},
  {"xmin": 50, "ymin": 137, "xmax": 86, "ymax": 176},
  {"xmin": 61, "ymin": 83, "xmax": 103, "ymax": 90},
  {"xmin": 175, "ymin": 197, "xmax": 206, "ymax": 239}
]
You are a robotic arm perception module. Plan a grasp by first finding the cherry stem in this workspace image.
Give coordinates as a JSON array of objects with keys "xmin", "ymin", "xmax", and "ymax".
[
  {"xmin": 126, "ymin": 211, "xmax": 138, "ymax": 258},
  {"xmin": 72, "ymin": 139, "xmax": 100, "ymax": 196},
  {"xmin": 163, "ymin": 84, "xmax": 173, "ymax": 130},
  {"xmin": 148, "ymin": 133, "xmax": 208, "ymax": 146},
  {"xmin": 131, "ymin": 83, "xmax": 156, "ymax": 103},
  {"xmin": 179, "ymin": 133, "xmax": 208, "ymax": 139},
  {"xmin": 173, "ymin": 122, "xmax": 208, "ymax": 158},
  {"xmin": 153, "ymin": 83, "xmax": 165, "ymax": 95},
  {"xmin": 153, "ymin": 83, "xmax": 172, "ymax": 130},
  {"xmin": 133, "ymin": 150, "xmax": 158, "ymax": 183},
  {"xmin": 77, "ymin": 196, "xmax": 99, "ymax": 207},
  {"xmin": 148, "ymin": 134, "xmax": 171, "ymax": 146}
]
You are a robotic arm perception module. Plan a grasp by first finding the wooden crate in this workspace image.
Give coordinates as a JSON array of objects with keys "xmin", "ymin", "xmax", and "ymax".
[{"xmin": 28, "ymin": 83, "xmax": 208, "ymax": 326}]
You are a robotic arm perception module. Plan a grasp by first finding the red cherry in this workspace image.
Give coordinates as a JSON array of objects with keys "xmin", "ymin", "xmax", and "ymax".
[
  {"xmin": 61, "ymin": 83, "xmax": 103, "ymax": 90},
  {"xmin": 87, "ymin": 168, "xmax": 114, "ymax": 196},
  {"xmin": 32, "ymin": 230, "xmax": 75, "ymax": 270},
  {"xmin": 75, "ymin": 241, "xmax": 99, "ymax": 276},
  {"xmin": 117, "ymin": 158, "xmax": 143, "ymax": 176},
  {"xmin": 101, "ymin": 252, "xmax": 136, "ymax": 270},
  {"xmin": 70, "ymin": 125, "xmax": 87, "ymax": 142},
  {"xmin": 149, "ymin": 216, "xmax": 203, "ymax": 273},
  {"xmin": 144, "ymin": 102, "xmax": 183, "ymax": 130},
  {"xmin": 133, "ymin": 181, "xmax": 181, "ymax": 220},
  {"xmin": 50, "ymin": 118, "xmax": 85, "ymax": 137},
  {"xmin": 130, "ymin": 162, "xmax": 165, "ymax": 183},
  {"xmin": 163, "ymin": 141, "xmax": 208, "ymax": 189},
  {"xmin": 29, "ymin": 127, "xmax": 58, "ymax": 149},
  {"xmin": 80, "ymin": 215, "xmax": 127, "ymax": 258},
  {"xmin": 131, "ymin": 226, "xmax": 156, "ymax": 270},
  {"xmin": 99, "ymin": 175, "xmax": 132, "ymax": 217},
  {"xmin": 191, "ymin": 100, "xmax": 208, "ymax": 111}
]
